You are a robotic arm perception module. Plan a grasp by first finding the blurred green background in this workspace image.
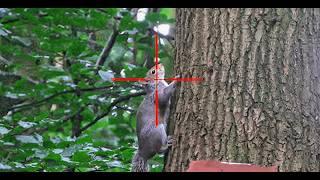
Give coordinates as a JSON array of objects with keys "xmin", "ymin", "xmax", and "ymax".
[{"xmin": 0, "ymin": 8, "xmax": 175, "ymax": 172}]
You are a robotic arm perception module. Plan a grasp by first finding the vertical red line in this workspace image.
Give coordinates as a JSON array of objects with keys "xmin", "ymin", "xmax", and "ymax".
[
  {"xmin": 155, "ymin": 32, "xmax": 159, "ymax": 127},
  {"xmin": 155, "ymin": 87, "xmax": 159, "ymax": 127}
]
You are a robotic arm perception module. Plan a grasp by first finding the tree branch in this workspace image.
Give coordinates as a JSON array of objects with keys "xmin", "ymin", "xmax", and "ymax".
[
  {"xmin": 88, "ymin": 32, "xmax": 103, "ymax": 50},
  {"xmin": 0, "ymin": 12, "xmax": 48, "ymax": 24},
  {"xmin": 13, "ymin": 106, "xmax": 86, "ymax": 136},
  {"xmin": 0, "ymin": 55, "xmax": 11, "ymax": 65},
  {"xmin": 0, "ymin": 71, "xmax": 39, "ymax": 85},
  {"xmin": 79, "ymin": 91, "xmax": 145, "ymax": 134},
  {"xmin": 95, "ymin": 22, "xmax": 119, "ymax": 71},
  {"xmin": 7, "ymin": 85, "xmax": 116, "ymax": 112}
]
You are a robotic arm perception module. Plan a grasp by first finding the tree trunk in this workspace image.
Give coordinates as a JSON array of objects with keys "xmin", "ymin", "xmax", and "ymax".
[{"xmin": 165, "ymin": 8, "xmax": 320, "ymax": 172}]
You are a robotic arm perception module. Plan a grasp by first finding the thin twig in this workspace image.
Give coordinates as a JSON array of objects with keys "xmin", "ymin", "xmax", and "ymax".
[
  {"xmin": 115, "ymin": 105, "xmax": 135, "ymax": 113},
  {"xmin": 79, "ymin": 91, "xmax": 145, "ymax": 134}
]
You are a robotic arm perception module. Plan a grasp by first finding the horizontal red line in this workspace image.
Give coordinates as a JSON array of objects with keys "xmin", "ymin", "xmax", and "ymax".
[
  {"xmin": 112, "ymin": 77, "xmax": 204, "ymax": 82},
  {"xmin": 112, "ymin": 78, "xmax": 146, "ymax": 82}
]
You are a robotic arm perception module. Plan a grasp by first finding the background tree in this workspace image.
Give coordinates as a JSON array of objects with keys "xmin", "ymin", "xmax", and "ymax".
[{"xmin": 165, "ymin": 8, "xmax": 320, "ymax": 172}]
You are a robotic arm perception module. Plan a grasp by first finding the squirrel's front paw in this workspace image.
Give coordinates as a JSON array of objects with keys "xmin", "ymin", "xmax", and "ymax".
[
  {"xmin": 172, "ymin": 75, "xmax": 180, "ymax": 84},
  {"xmin": 167, "ymin": 135, "xmax": 174, "ymax": 147}
]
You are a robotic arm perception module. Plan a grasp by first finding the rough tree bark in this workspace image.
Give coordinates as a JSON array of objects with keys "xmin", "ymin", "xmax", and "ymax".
[{"xmin": 165, "ymin": 8, "xmax": 320, "ymax": 172}]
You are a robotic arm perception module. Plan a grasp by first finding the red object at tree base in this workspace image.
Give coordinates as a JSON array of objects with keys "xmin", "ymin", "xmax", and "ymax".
[{"xmin": 187, "ymin": 160, "xmax": 278, "ymax": 172}]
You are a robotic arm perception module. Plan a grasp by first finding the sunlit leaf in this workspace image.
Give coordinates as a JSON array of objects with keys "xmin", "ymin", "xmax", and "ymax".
[
  {"xmin": 0, "ymin": 163, "xmax": 12, "ymax": 170},
  {"xmin": 16, "ymin": 135, "xmax": 43, "ymax": 144},
  {"xmin": 33, "ymin": 148, "xmax": 48, "ymax": 159},
  {"xmin": 18, "ymin": 121, "xmax": 37, "ymax": 129},
  {"xmin": 0, "ymin": 126, "xmax": 10, "ymax": 135}
]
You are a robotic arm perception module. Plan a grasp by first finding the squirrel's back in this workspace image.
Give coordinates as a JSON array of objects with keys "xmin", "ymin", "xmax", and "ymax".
[{"xmin": 132, "ymin": 63, "xmax": 176, "ymax": 172}]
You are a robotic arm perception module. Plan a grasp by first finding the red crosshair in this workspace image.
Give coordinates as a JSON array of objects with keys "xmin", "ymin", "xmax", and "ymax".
[{"xmin": 112, "ymin": 31, "xmax": 204, "ymax": 127}]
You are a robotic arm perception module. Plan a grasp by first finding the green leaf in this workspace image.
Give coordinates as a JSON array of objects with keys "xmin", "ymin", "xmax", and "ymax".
[
  {"xmin": 80, "ymin": 108, "xmax": 94, "ymax": 121},
  {"xmin": 76, "ymin": 135, "xmax": 93, "ymax": 144},
  {"xmin": 71, "ymin": 151, "xmax": 91, "ymax": 163},
  {"xmin": 44, "ymin": 152, "xmax": 62, "ymax": 162},
  {"xmin": 123, "ymin": 65, "xmax": 148, "ymax": 78},
  {"xmin": 160, "ymin": 8, "xmax": 175, "ymax": 19},
  {"xmin": 119, "ymin": 148, "xmax": 135, "ymax": 162},
  {"xmin": 11, "ymin": 36, "xmax": 32, "ymax": 47},
  {"xmin": 61, "ymin": 145, "xmax": 79, "ymax": 157},
  {"xmin": 117, "ymin": 33, "xmax": 129, "ymax": 44},
  {"xmin": 68, "ymin": 40, "xmax": 86, "ymax": 57},
  {"xmin": 119, "ymin": 14, "xmax": 135, "ymax": 31},
  {"xmin": 23, "ymin": 162, "xmax": 41, "ymax": 172},
  {"xmin": 145, "ymin": 13, "xmax": 168, "ymax": 23},
  {"xmin": 39, "ymin": 65, "xmax": 66, "ymax": 79}
]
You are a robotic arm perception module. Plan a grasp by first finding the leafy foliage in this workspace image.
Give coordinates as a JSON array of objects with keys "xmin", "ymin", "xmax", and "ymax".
[{"xmin": 0, "ymin": 8, "xmax": 174, "ymax": 172}]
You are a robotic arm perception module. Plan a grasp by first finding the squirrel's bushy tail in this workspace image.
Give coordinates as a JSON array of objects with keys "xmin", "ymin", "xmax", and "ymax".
[{"xmin": 132, "ymin": 151, "xmax": 148, "ymax": 172}]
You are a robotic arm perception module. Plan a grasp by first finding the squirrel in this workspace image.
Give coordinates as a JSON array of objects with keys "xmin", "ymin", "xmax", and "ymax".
[{"xmin": 132, "ymin": 63, "xmax": 179, "ymax": 172}]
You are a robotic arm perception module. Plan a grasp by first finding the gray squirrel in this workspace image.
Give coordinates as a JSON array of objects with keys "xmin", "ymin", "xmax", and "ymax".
[{"xmin": 132, "ymin": 63, "xmax": 179, "ymax": 172}]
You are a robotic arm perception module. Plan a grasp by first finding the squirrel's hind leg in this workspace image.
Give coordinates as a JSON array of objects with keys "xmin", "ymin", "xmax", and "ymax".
[{"xmin": 159, "ymin": 135, "xmax": 174, "ymax": 153}]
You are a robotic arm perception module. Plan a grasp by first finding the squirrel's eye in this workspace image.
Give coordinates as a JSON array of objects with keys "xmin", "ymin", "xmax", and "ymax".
[{"xmin": 151, "ymin": 69, "xmax": 155, "ymax": 74}]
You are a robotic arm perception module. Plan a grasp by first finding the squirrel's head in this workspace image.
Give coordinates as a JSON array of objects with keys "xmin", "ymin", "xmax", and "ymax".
[
  {"xmin": 140, "ymin": 63, "xmax": 165, "ymax": 94},
  {"xmin": 145, "ymin": 63, "xmax": 165, "ymax": 80}
]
